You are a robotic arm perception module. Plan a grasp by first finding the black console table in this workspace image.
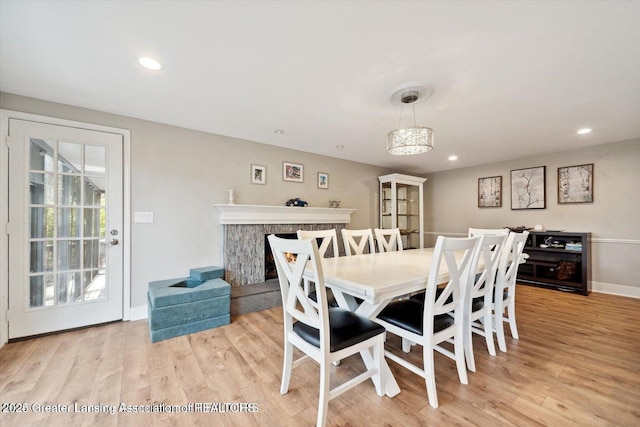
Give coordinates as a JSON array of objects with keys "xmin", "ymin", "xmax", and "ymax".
[{"xmin": 517, "ymin": 231, "xmax": 591, "ymax": 295}]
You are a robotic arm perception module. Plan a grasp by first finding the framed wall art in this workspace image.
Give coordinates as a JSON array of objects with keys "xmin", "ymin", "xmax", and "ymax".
[
  {"xmin": 478, "ymin": 176, "xmax": 502, "ymax": 207},
  {"xmin": 317, "ymin": 172, "xmax": 329, "ymax": 189},
  {"xmin": 511, "ymin": 166, "xmax": 546, "ymax": 209},
  {"xmin": 558, "ymin": 163, "xmax": 593, "ymax": 204},
  {"xmin": 282, "ymin": 161, "xmax": 303, "ymax": 183},
  {"xmin": 251, "ymin": 164, "xmax": 266, "ymax": 185}
]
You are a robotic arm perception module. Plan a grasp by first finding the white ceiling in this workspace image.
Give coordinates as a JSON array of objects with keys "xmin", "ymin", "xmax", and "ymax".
[{"xmin": 1, "ymin": 1, "xmax": 639, "ymax": 174}]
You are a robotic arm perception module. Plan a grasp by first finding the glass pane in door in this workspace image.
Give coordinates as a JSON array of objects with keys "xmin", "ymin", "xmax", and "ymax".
[
  {"xmin": 30, "ymin": 207, "xmax": 54, "ymax": 238},
  {"xmin": 27, "ymin": 138, "xmax": 108, "ymax": 309},
  {"xmin": 57, "ymin": 272, "xmax": 82, "ymax": 304},
  {"xmin": 29, "ymin": 172, "xmax": 55, "ymax": 205},
  {"xmin": 29, "ymin": 274, "xmax": 55, "ymax": 307},
  {"xmin": 58, "ymin": 141, "xmax": 82, "ymax": 173},
  {"xmin": 57, "ymin": 208, "xmax": 80, "ymax": 237},
  {"xmin": 85, "ymin": 145, "xmax": 105, "ymax": 175},
  {"xmin": 29, "ymin": 241, "xmax": 54, "ymax": 272},
  {"xmin": 29, "ymin": 138, "xmax": 55, "ymax": 172}
]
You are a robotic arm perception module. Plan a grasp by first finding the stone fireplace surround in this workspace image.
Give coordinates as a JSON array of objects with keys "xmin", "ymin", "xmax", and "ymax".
[{"xmin": 215, "ymin": 204, "xmax": 356, "ymax": 287}]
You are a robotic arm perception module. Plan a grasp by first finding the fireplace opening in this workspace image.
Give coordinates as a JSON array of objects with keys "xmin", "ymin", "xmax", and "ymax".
[
  {"xmin": 264, "ymin": 233, "xmax": 298, "ymax": 280},
  {"xmin": 264, "ymin": 233, "xmax": 326, "ymax": 280}
]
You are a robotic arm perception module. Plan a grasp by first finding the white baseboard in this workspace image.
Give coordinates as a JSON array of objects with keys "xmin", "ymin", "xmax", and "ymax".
[
  {"xmin": 129, "ymin": 305, "xmax": 148, "ymax": 321},
  {"xmin": 592, "ymin": 281, "xmax": 640, "ymax": 299}
]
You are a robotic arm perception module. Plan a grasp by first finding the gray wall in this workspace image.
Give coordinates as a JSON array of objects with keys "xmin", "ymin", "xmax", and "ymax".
[
  {"xmin": 1, "ymin": 92, "xmax": 394, "ymax": 311},
  {"xmin": 423, "ymin": 139, "xmax": 640, "ymax": 293}
]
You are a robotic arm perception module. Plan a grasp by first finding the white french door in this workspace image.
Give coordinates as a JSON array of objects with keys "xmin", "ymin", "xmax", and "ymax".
[{"xmin": 8, "ymin": 119, "xmax": 124, "ymax": 338}]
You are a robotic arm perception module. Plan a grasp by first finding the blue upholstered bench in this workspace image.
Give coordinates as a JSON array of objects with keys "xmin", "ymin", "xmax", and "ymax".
[{"xmin": 147, "ymin": 266, "xmax": 230, "ymax": 342}]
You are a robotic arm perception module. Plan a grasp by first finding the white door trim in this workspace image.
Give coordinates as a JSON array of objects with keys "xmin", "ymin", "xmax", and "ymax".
[{"xmin": 0, "ymin": 109, "xmax": 131, "ymax": 346}]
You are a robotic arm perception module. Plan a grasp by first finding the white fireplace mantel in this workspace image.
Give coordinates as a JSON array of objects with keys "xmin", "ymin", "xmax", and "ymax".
[{"xmin": 215, "ymin": 204, "xmax": 356, "ymax": 225}]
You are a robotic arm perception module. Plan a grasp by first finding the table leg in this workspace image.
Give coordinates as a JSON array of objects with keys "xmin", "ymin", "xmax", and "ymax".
[
  {"xmin": 359, "ymin": 347, "xmax": 401, "ymax": 397},
  {"xmin": 331, "ymin": 289, "xmax": 360, "ymax": 312}
]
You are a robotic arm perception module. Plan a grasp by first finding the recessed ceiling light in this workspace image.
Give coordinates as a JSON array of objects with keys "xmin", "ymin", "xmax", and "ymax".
[
  {"xmin": 138, "ymin": 56, "xmax": 162, "ymax": 71},
  {"xmin": 336, "ymin": 145, "xmax": 345, "ymax": 149},
  {"xmin": 577, "ymin": 128, "xmax": 592, "ymax": 135},
  {"xmin": 274, "ymin": 129, "xmax": 285, "ymax": 134},
  {"xmin": 448, "ymin": 155, "xmax": 458, "ymax": 161}
]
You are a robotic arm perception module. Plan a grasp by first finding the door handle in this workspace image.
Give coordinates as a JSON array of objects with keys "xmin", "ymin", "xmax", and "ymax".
[{"xmin": 101, "ymin": 238, "xmax": 119, "ymax": 246}]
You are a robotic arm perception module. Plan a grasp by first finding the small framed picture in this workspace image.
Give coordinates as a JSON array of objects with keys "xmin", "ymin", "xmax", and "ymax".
[
  {"xmin": 251, "ymin": 164, "xmax": 266, "ymax": 185},
  {"xmin": 283, "ymin": 161, "xmax": 303, "ymax": 183},
  {"xmin": 478, "ymin": 176, "xmax": 502, "ymax": 207},
  {"xmin": 511, "ymin": 166, "xmax": 546, "ymax": 209},
  {"xmin": 318, "ymin": 172, "xmax": 329, "ymax": 189},
  {"xmin": 558, "ymin": 163, "xmax": 594, "ymax": 204}
]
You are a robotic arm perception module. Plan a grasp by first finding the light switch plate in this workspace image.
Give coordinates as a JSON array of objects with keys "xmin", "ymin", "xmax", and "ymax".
[{"xmin": 134, "ymin": 211, "xmax": 154, "ymax": 223}]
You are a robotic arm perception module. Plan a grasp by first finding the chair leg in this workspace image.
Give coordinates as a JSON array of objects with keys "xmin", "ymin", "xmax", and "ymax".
[
  {"xmin": 507, "ymin": 300, "xmax": 519, "ymax": 339},
  {"xmin": 483, "ymin": 311, "xmax": 496, "ymax": 356},
  {"xmin": 372, "ymin": 339, "xmax": 385, "ymax": 396},
  {"xmin": 401, "ymin": 338, "xmax": 415, "ymax": 353},
  {"xmin": 454, "ymin": 329, "xmax": 469, "ymax": 385},
  {"xmin": 423, "ymin": 347, "xmax": 439, "ymax": 408},
  {"xmin": 317, "ymin": 361, "xmax": 330, "ymax": 427},
  {"xmin": 280, "ymin": 341, "xmax": 293, "ymax": 394},
  {"xmin": 464, "ymin": 318, "xmax": 476, "ymax": 372},
  {"xmin": 495, "ymin": 309, "xmax": 507, "ymax": 352}
]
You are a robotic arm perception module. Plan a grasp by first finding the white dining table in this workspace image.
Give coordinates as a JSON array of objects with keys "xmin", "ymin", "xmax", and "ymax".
[
  {"xmin": 313, "ymin": 248, "xmax": 446, "ymax": 397},
  {"xmin": 312, "ymin": 246, "xmax": 526, "ymax": 397},
  {"xmin": 319, "ymin": 248, "xmax": 442, "ymax": 312}
]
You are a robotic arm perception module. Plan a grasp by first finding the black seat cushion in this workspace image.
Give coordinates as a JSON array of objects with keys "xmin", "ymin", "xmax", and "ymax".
[
  {"xmin": 412, "ymin": 273, "xmax": 484, "ymax": 304},
  {"xmin": 293, "ymin": 308, "xmax": 385, "ymax": 352},
  {"xmin": 471, "ymin": 297, "xmax": 485, "ymax": 312},
  {"xmin": 377, "ymin": 299, "xmax": 454, "ymax": 336},
  {"xmin": 409, "ymin": 287, "xmax": 452, "ymax": 305},
  {"xmin": 308, "ymin": 288, "xmax": 339, "ymax": 308},
  {"xmin": 471, "ymin": 289, "xmax": 507, "ymax": 311},
  {"xmin": 409, "ymin": 291, "xmax": 426, "ymax": 303}
]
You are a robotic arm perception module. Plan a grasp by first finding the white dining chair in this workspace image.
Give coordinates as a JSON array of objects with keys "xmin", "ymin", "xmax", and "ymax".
[
  {"xmin": 374, "ymin": 228, "xmax": 403, "ymax": 252},
  {"xmin": 297, "ymin": 229, "xmax": 340, "ymax": 259},
  {"xmin": 470, "ymin": 227, "xmax": 529, "ymax": 271},
  {"xmin": 376, "ymin": 235, "xmax": 480, "ymax": 408},
  {"xmin": 297, "ymin": 229, "xmax": 340, "ymax": 308},
  {"xmin": 268, "ymin": 234, "xmax": 386, "ymax": 427},
  {"xmin": 493, "ymin": 231, "xmax": 529, "ymax": 352},
  {"xmin": 409, "ymin": 227, "xmax": 508, "ymax": 305},
  {"xmin": 468, "ymin": 227, "xmax": 510, "ymax": 237},
  {"xmin": 463, "ymin": 233, "xmax": 508, "ymax": 372},
  {"xmin": 341, "ymin": 228, "xmax": 376, "ymax": 256}
]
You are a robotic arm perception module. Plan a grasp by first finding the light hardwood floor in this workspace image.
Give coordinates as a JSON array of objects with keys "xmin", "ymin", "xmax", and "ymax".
[{"xmin": 1, "ymin": 285, "xmax": 639, "ymax": 427}]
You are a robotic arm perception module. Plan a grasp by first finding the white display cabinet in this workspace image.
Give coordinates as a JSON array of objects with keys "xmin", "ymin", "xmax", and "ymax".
[{"xmin": 379, "ymin": 174, "xmax": 426, "ymax": 249}]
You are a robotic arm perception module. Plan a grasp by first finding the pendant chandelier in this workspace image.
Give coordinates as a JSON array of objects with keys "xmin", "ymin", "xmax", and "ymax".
[{"xmin": 387, "ymin": 85, "xmax": 434, "ymax": 155}]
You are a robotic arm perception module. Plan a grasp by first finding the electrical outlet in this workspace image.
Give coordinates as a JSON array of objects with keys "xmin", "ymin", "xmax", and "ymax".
[{"xmin": 134, "ymin": 211, "xmax": 154, "ymax": 223}]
